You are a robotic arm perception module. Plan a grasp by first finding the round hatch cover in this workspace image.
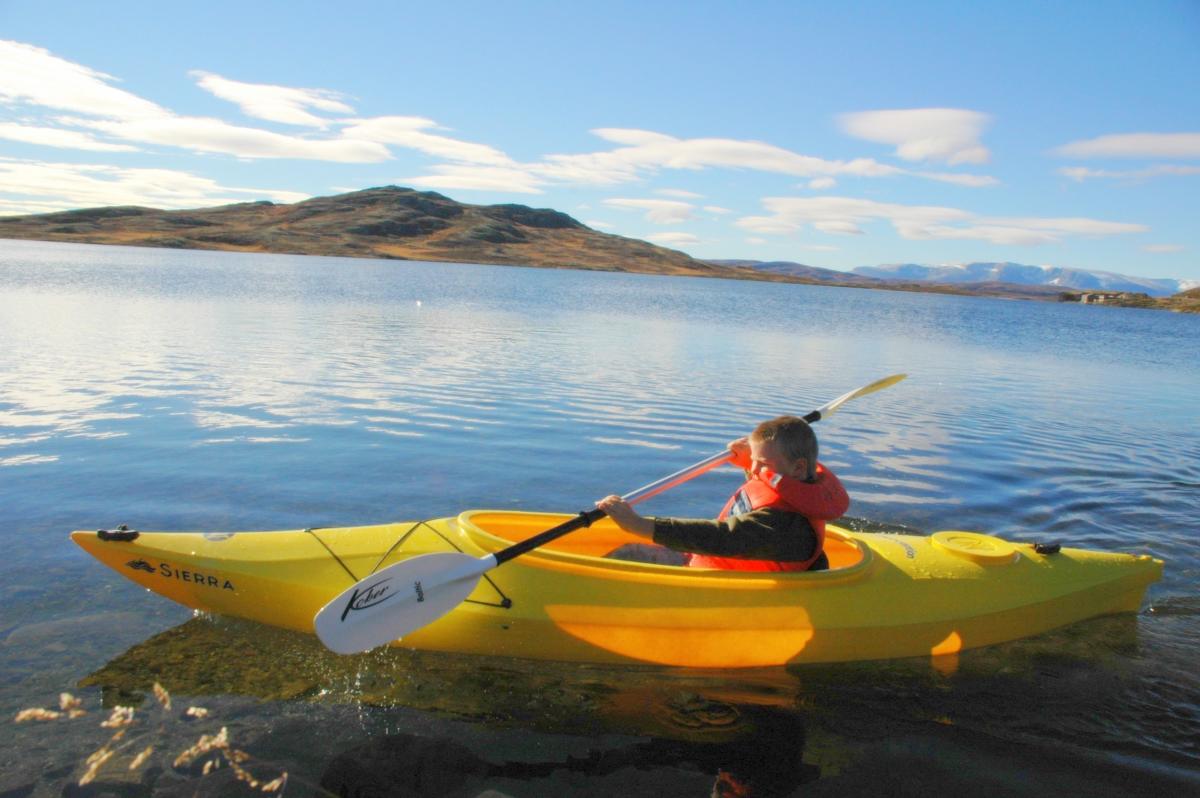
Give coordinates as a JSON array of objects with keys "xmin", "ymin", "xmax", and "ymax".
[{"xmin": 931, "ymin": 531, "xmax": 1019, "ymax": 565}]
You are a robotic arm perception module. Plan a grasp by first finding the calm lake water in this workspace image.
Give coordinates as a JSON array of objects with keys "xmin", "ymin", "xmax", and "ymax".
[{"xmin": 1, "ymin": 238, "xmax": 1198, "ymax": 795}]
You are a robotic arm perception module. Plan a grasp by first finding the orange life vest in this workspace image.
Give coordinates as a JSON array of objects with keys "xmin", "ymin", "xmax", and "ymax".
[{"xmin": 687, "ymin": 463, "xmax": 847, "ymax": 572}]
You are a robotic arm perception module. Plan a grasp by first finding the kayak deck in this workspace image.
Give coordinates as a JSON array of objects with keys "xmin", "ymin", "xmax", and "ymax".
[{"xmin": 71, "ymin": 511, "xmax": 1162, "ymax": 668}]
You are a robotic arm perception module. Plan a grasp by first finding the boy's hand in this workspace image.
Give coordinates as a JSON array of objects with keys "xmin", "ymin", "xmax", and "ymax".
[
  {"xmin": 727, "ymin": 436, "xmax": 752, "ymax": 470},
  {"xmin": 596, "ymin": 495, "xmax": 654, "ymax": 538}
]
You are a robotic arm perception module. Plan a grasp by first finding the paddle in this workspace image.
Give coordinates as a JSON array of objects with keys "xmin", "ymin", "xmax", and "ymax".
[{"xmin": 314, "ymin": 373, "xmax": 906, "ymax": 655}]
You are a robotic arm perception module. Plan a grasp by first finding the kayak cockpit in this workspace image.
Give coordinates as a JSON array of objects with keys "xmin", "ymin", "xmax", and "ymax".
[{"xmin": 456, "ymin": 510, "xmax": 868, "ymax": 572}]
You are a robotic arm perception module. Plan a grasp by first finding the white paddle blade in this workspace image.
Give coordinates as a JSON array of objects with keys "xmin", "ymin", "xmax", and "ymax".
[
  {"xmin": 314, "ymin": 552, "xmax": 495, "ymax": 655},
  {"xmin": 816, "ymin": 373, "xmax": 906, "ymax": 418}
]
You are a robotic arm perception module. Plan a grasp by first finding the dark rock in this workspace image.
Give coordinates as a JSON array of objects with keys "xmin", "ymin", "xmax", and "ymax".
[
  {"xmin": 141, "ymin": 237, "xmax": 193, "ymax": 248},
  {"xmin": 347, "ymin": 217, "xmax": 451, "ymax": 238},
  {"xmin": 388, "ymin": 194, "xmax": 463, "ymax": 219},
  {"xmin": 192, "ymin": 233, "xmax": 261, "ymax": 246},
  {"xmin": 459, "ymin": 222, "xmax": 528, "ymax": 244},
  {"xmin": 485, "ymin": 204, "xmax": 582, "ymax": 229},
  {"xmin": 41, "ymin": 206, "xmax": 152, "ymax": 221},
  {"xmin": 163, "ymin": 217, "xmax": 217, "ymax": 228}
]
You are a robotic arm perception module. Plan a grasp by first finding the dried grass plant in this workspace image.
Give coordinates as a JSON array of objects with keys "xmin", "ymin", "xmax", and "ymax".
[{"xmin": 14, "ymin": 682, "xmax": 287, "ymax": 792}]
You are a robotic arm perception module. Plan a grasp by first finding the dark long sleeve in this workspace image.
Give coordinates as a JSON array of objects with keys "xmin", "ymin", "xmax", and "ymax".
[{"xmin": 651, "ymin": 508, "xmax": 818, "ymax": 562}]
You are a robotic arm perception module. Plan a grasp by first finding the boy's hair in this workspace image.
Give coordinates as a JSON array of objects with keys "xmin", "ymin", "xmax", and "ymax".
[{"xmin": 751, "ymin": 416, "xmax": 818, "ymax": 480}]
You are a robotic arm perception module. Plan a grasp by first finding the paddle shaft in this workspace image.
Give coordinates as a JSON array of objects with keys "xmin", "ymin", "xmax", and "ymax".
[{"xmin": 492, "ymin": 408, "xmax": 826, "ymax": 566}]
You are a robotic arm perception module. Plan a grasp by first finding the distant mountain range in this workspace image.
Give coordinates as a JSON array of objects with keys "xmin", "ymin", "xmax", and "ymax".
[
  {"xmin": 715, "ymin": 259, "xmax": 1193, "ymax": 298},
  {"xmin": 0, "ymin": 187, "xmax": 1191, "ymax": 304},
  {"xmin": 706, "ymin": 260, "xmax": 881, "ymax": 286},
  {"xmin": 852, "ymin": 262, "xmax": 1194, "ymax": 297}
]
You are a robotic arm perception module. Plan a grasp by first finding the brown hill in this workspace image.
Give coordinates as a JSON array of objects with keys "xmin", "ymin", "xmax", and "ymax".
[
  {"xmin": 1160, "ymin": 287, "xmax": 1200, "ymax": 313},
  {"xmin": 0, "ymin": 186, "xmax": 763, "ymax": 281}
]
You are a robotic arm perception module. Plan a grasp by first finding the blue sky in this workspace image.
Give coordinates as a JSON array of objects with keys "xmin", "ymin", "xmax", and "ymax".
[{"xmin": 1, "ymin": 0, "xmax": 1197, "ymax": 281}]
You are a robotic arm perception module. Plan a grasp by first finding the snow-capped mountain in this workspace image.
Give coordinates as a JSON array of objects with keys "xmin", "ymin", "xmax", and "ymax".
[{"xmin": 852, "ymin": 262, "xmax": 1189, "ymax": 297}]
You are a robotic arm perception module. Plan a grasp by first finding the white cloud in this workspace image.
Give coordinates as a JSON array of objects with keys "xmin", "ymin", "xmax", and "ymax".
[
  {"xmin": 533, "ymin": 128, "xmax": 906, "ymax": 187},
  {"xmin": 1058, "ymin": 167, "xmax": 1093, "ymax": 181},
  {"xmin": 1143, "ymin": 243, "xmax": 1184, "ymax": 253},
  {"xmin": 839, "ymin": 108, "xmax": 992, "ymax": 164},
  {"xmin": 737, "ymin": 196, "xmax": 1146, "ymax": 246},
  {"xmin": 0, "ymin": 39, "xmax": 165, "ymax": 119},
  {"xmin": 592, "ymin": 129, "xmax": 679, "ymax": 147},
  {"xmin": 1055, "ymin": 133, "xmax": 1200, "ymax": 159},
  {"xmin": 915, "ymin": 171, "xmax": 1000, "ymax": 187},
  {"xmin": 623, "ymin": 128, "xmax": 900, "ymax": 175},
  {"xmin": 995, "ymin": 216, "xmax": 1148, "ymax": 235},
  {"xmin": 604, "ymin": 198, "xmax": 695, "ymax": 224},
  {"xmin": 739, "ymin": 197, "xmax": 964, "ymax": 237},
  {"xmin": 0, "ymin": 41, "xmax": 391, "ymax": 162},
  {"xmin": 75, "ymin": 115, "xmax": 391, "ymax": 162},
  {"xmin": 704, "ymin": 205, "xmax": 732, "ymax": 215},
  {"xmin": 0, "ymin": 198, "xmax": 78, "ymax": 215},
  {"xmin": 534, "ymin": 151, "xmax": 642, "ymax": 185},
  {"xmin": 525, "ymin": 128, "xmax": 999, "ymax": 190},
  {"xmin": 647, "ymin": 231, "xmax": 700, "ymax": 246},
  {"xmin": 737, "ymin": 215, "xmax": 801, "ymax": 235},
  {"xmin": 0, "ymin": 122, "xmax": 137, "ymax": 152},
  {"xmin": 403, "ymin": 164, "xmax": 544, "ymax": 193},
  {"xmin": 746, "ymin": 237, "xmax": 767, "ymax": 245},
  {"xmin": 656, "ymin": 188, "xmax": 704, "ymax": 199},
  {"xmin": 0, "ymin": 41, "xmax": 483, "ymax": 166},
  {"xmin": 0, "ymin": 157, "xmax": 309, "ymax": 212},
  {"xmin": 814, "ymin": 219, "xmax": 866, "ymax": 235},
  {"xmin": 2, "ymin": 40, "xmax": 523, "ymax": 178},
  {"xmin": 1058, "ymin": 164, "xmax": 1200, "ymax": 181},
  {"xmin": 341, "ymin": 117, "xmax": 515, "ymax": 165},
  {"xmin": 585, "ymin": 220, "xmax": 615, "ymax": 229},
  {"xmin": 191, "ymin": 71, "xmax": 354, "ymax": 127}
]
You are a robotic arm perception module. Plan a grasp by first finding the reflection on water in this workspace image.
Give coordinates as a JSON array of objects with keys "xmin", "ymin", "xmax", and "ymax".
[
  {"xmin": 3, "ymin": 240, "xmax": 1200, "ymax": 794},
  {"xmin": 64, "ymin": 611, "xmax": 1199, "ymax": 795},
  {"xmin": 319, "ymin": 703, "xmax": 816, "ymax": 798}
]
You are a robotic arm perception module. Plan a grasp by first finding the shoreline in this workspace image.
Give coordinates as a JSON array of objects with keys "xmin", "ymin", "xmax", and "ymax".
[{"xmin": 6, "ymin": 234, "xmax": 1191, "ymax": 311}]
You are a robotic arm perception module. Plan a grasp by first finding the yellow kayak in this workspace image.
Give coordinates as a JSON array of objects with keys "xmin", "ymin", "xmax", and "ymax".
[{"xmin": 71, "ymin": 510, "xmax": 1162, "ymax": 668}]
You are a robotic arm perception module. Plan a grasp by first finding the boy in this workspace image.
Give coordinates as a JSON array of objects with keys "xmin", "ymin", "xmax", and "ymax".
[{"xmin": 597, "ymin": 416, "xmax": 849, "ymax": 571}]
